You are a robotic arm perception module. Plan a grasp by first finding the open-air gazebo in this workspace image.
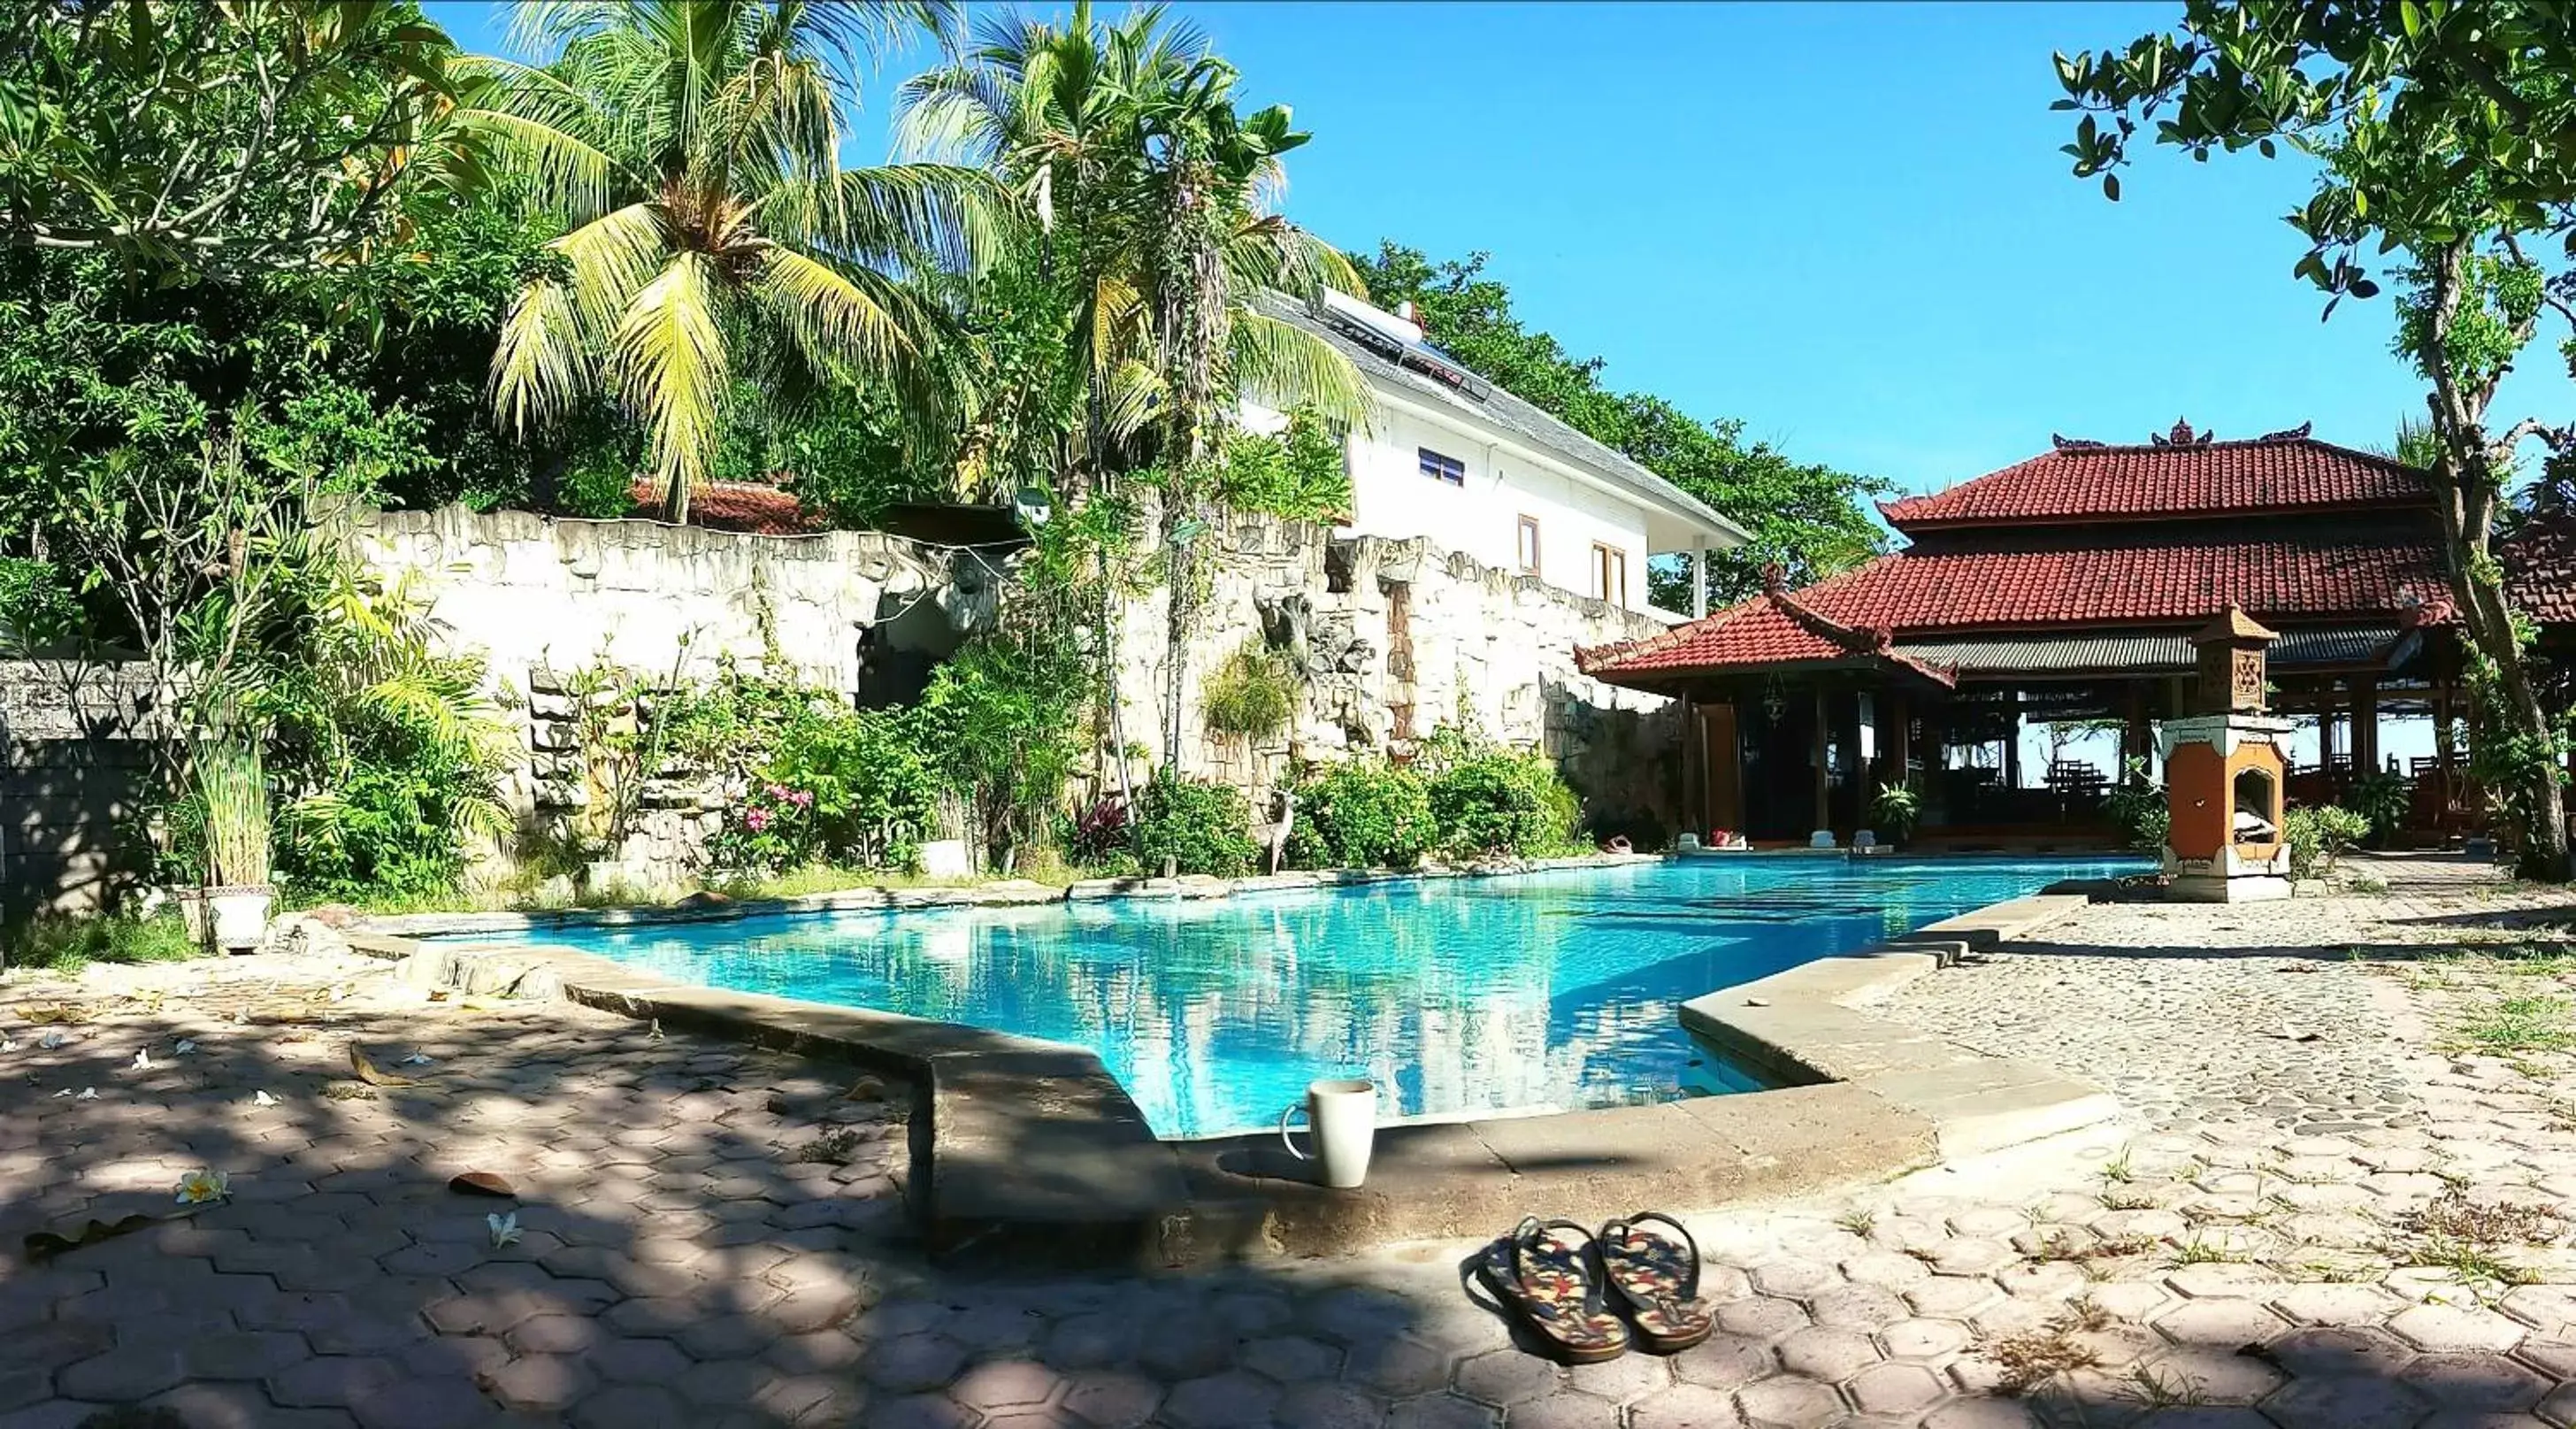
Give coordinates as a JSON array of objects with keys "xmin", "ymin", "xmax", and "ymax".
[{"xmin": 1577, "ymin": 421, "xmax": 2510, "ymax": 849}]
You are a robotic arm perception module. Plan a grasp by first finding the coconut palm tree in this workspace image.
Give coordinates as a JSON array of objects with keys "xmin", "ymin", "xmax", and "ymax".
[
  {"xmin": 459, "ymin": 0, "xmax": 1004, "ymax": 521},
  {"xmin": 900, "ymin": 3, "xmax": 1368, "ymax": 764}
]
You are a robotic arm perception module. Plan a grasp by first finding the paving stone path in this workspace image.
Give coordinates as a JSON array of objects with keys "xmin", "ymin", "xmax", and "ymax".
[{"xmin": 12, "ymin": 857, "xmax": 2576, "ymax": 1426}]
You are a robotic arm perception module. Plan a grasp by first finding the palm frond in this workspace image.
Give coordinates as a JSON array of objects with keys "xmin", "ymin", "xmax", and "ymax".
[
  {"xmin": 553, "ymin": 202, "xmax": 670, "ymax": 340},
  {"xmin": 610, "ymin": 251, "xmax": 732, "ymax": 519},
  {"xmin": 488, "ymin": 277, "xmax": 594, "ymax": 437},
  {"xmin": 1231, "ymin": 311, "xmax": 1370, "ymax": 432},
  {"xmin": 753, "ymin": 244, "xmax": 916, "ymax": 378},
  {"xmin": 760, "ymin": 164, "xmax": 1010, "ymax": 277}
]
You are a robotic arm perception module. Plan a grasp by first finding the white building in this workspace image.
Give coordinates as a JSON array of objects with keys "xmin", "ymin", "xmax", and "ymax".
[{"xmin": 1247, "ymin": 289, "xmax": 1747, "ymax": 623}]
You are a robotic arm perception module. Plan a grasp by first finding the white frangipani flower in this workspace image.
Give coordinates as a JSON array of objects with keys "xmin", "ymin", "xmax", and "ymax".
[
  {"xmin": 131, "ymin": 1049, "xmax": 150, "ymax": 1071},
  {"xmin": 74, "ymin": 1087, "xmax": 96, "ymax": 1101},
  {"xmin": 251, "ymin": 1090, "xmax": 279, "ymax": 1108},
  {"xmin": 174, "ymin": 1169, "xmax": 230, "ymax": 1204}
]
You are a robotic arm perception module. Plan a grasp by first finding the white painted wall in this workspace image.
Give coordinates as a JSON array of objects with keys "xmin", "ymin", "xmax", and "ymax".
[{"xmin": 1245, "ymin": 396, "xmax": 1654, "ymax": 610}]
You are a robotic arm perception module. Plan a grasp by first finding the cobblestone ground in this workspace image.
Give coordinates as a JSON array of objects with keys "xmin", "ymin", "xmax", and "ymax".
[{"xmin": 14, "ymin": 857, "xmax": 2576, "ymax": 1426}]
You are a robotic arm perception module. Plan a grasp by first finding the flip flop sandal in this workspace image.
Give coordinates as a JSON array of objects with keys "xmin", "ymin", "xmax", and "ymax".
[
  {"xmin": 1476, "ymin": 1216, "xmax": 1631, "ymax": 1364},
  {"xmin": 1598, "ymin": 1211, "xmax": 1717, "ymax": 1353}
]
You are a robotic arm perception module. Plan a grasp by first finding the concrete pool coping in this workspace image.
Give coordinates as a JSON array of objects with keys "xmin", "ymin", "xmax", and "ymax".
[{"xmin": 348, "ymin": 865, "xmax": 2119, "ymax": 1264}]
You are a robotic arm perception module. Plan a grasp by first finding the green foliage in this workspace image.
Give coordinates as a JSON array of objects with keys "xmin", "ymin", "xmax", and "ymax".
[
  {"xmin": 1131, "ymin": 772, "xmax": 1260, "ymax": 878},
  {"xmin": 718, "ymin": 710, "xmax": 942, "ymax": 874},
  {"xmin": 0, "ymin": 913, "xmax": 204, "ymax": 975},
  {"xmin": 1, "ymin": 1, "xmax": 467, "ymax": 276},
  {"xmin": 2287, "ymin": 805, "xmax": 2373, "ymax": 880},
  {"xmin": 1353, "ymin": 244, "xmax": 1891, "ymax": 604},
  {"xmin": 1428, "ymin": 747, "xmax": 1583, "ymax": 859},
  {"xmin": 2339, "ymin": 772, "xmax": 2411, "ymax": 846},
  {"xmin": 1870, "ymin": 782, "xmax": 1923, "ymax": 841},
  {"xmin": 1201, "ymin": 642, "xmax": 1299, "ymax": 742},
  {"xmin": 917, "ymin": 630, "xmax": 1089, "ymax": 865},
  {"xmin": 2104, "ymin": 756, "xmax": 2171, "ymax": 854},
  {"xmin": 195, "ymin": 741, "xmax": 271, "ymax": 888},
  {"xmin": 1288, "ymin": 761, "xmax": 1435, "ymax": 870},
  {"xmin": 1214, "ymin": 409, "xmax": 1353, "ymax": 521}
]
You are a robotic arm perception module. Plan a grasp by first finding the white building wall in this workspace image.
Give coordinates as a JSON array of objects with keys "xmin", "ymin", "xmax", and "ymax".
[{"xmin": 1245, "ymin": 396, "xmax": 1654, "ymax": 611}]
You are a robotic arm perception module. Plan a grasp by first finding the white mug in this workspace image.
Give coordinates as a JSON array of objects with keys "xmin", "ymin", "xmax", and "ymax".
[{"xmin": 1279, "ymin": 1077, "xmax": 1377, "ymax": 1188}]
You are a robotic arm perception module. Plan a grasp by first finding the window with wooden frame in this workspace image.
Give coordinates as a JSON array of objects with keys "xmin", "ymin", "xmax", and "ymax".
[
  {"xmin": 1418, "ymin": 447, "xmax": 1465, "ymax": 485},
  {"xmin": 1592, "ymin": 542, "xmax": 1627, "ymax": 607},
  {"xmin": 1515, "ymin": 515, "xmax": 1542, "ymax": 575}
]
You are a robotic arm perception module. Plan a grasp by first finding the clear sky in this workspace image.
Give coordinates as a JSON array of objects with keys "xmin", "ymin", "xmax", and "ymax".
[{"xmin": 425, "ymin": 1, "xmax": 2526, "ymax": 498}]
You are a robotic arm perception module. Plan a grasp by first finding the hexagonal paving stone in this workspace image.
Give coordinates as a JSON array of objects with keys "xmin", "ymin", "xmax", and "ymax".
[
  {"xmin": 2265, "ymin": 1326, "xmax": 2419, "ymax": 1379},
  {"xmin": 568, "ymin": 1382, "xmax": 694, "ymax": 1429},
  {"xmin": 1714, "ymin": 1296, "xmax": 1809, "ymax": 1342},
  {"xmin": 1060, "ymin": 1369, "xmax": 1164, "ymax": 1428},
  {"xmin": 1809, "ymin": 1284, "xmax": 1909, "ymax": 1331},
  {"xmin": 478, "ymin": 1352, "xmax": 596, "ymax": 1412},
  {"xmin": 350, "ymin": 1373, "xmax": 506, "ymax": 1429},
  {"xmin": 951, "ymin": 1358, "xmax": 1058, "ymax": 1412},
  {"xmin": 2135, "ymin": 1341, "xmax": 2287, "ymax": 1404},
  {"xmin": 2262, "ymin": 1373, "xmax": 2433, "ymax": 1429},
  {"xmin": 2503, "ymin": 1285, "xmax": 2576, "ymax": 1337},
  {"xmin": 1454, "ymin": 1347, "xmax": 1560, "ymax": 1405},
  {"xmin": 1848, "ymin": 1362, "xmax": 1945, "ymax": 1416},
  {"xmin": 58, "ymin": 1342, "xmax": 186, "ymax": 1402},
  {"xmin": 866, "ymin": 1331, "xmax": 972, "ymax": 1394},
  {"xmin": 1240, "ymin": 1333, "xmax": 1340, "ymax": 1385},
  {"xmin": 2400, "ymin": 1351, "xmax": 2549, "ymax": 1411},
  {"xmin": 1343, "ymin": 1335, "xmax": 1452, "ymax": 1397},
  {"xmin": 1269, "ymin": 1380, "xmax": 1387, "ymax": 1429},
  {"xmin": 1746, "ymin": 1259, "xmax": 1840, "ymax": 1298},
  {"xmin": 1776, "ymin": 1325, "xmax": 1881, "ymax": 1382},
  {"xmin": 1905, "ymin": 1277, "xmax": 2003, "ymax": 1319},
  {"xmin": 2151, "ymin": 1297, "xmax": 2290, "ymax": 1348},
  {"xmin": 2392, "ymin": 1303, "xmax": 2530, "ymax": 1354},
  {"xmin": 1628, "ymin": 1382, "xmax": 1744, "ymax": 1428},
  {"xmin": 181, "ymin": 1330, "xmax": 311, "ymax": 1381},
  {"xmin": 268, "ymin": 1354, "xmax": 404, "ymax": 1409},
  {"xmin": 1162, "ymin": 1368, "xmax": 1282, "ymax": 1428},
  {"xmin": 2269, "ymin": 1282, "xmax": 2410, "ymax": 1327},
  {"xmin": 1506, "ymin": 1388, "xmax": 1626, "ymax": 1428},
  {"xmin": 1734, "ymin": 1374, "xmax": 1846, "ymax": 1428},
  {"xmin": 1384, "ymin": 1396, "xmax": 1504, "ymax": 1429}
]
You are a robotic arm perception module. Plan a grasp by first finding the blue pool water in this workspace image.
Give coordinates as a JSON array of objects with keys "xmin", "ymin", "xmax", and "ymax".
[{"xmin": 457, "ymin": 856, "xmax": 2138, "ymax": 1137}]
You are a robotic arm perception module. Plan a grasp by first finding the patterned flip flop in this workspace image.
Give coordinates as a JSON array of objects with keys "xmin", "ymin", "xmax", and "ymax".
[
  {"xmin": 1476, "ymin": 1216, "xmax": 1631, "ymax": 1364},
  {"xmin": 1598, "ymin": 1211, "xmax": 1716, "ymax": 1353}
]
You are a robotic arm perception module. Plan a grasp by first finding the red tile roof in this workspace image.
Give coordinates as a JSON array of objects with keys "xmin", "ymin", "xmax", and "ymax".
[
  {"xmin": 2506, "ymin": 513, "xmax": 2576, "ymax": 626},
  {"xmin": 625, "ymin": 477, "xmax": 825, "ymax": 535},
  {"xmin": 1881, "ymin": 427, "xmax": 2429, "ymax": 533},
  {"xmin": 1582, "ymin": 526, "xmax": 2451, "ymax": 680},
  {"xmin": 1578, "ymin": 587, "xmax": 1957, "ymax": 688}
]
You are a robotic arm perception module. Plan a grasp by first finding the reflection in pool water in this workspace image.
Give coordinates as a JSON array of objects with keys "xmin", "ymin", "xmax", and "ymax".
[{"xmin": 461, "ymin": 856, "xmax": 2139, "ymax": 1137}]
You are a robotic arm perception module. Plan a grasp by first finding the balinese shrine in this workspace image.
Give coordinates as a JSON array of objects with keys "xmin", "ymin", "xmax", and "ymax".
[{"xmin": 1577, "ymin": 420, "xmax": 2549, "ymax": 849}]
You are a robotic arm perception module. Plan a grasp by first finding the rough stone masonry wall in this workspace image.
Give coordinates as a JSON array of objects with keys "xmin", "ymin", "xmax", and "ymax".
[
  {"xmin": 1, "ymin": 662, "xmax": 158, "ymax": 917},
  {"xmin": 348, "ymin": 505, "xmax": 995, "ymax": 887},
  {"xmin": 1108, "ymin": 497, "xmax": 1684, "ymax": 834}
]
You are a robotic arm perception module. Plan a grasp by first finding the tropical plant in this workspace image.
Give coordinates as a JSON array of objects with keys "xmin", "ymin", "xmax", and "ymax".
[
  {"xmin": 1215, "ymin": 409, "xmax": 1352, "ymax": 521},
  {"xmin": 1429, "ymin": 748, "xmax": 1582, "ymax": 860},
  {"xmin": 2057, "ymin": 1, "xmax": 2576, "ymax": 879},
  {"xmin": 1131, "ymin": 770, "xmax": 1257, "ymax": 877},
  {"xmin": 1201, "ymin": 642, "xmax": 1298, "ymax": 743},
  {"xmin": 2104, "ymin": 757, "xmax": 2169, "ymax": 854},
  {"xmin": 0, "ymin": 1, "xmax": 468, "ymax": 274},
  {"xmin": 1287, "ymin": 759, "xmax": 1434, "ymax": 870},
  {"xmin": 467, "ymin": 0, "xmax": 1004, "ymax": 521},
  {"xmin": 2286, "ymin": 804, "xmax": 2372, "ymax": 880},
  {"xmin": 196, "ymin": 741, "xmax": 272, "ymax": 889},
  {"xmin": 1869, "ymin": 781, "xmax": 1922, "ymax": 843},
  {"xmin": 916, "ymin": 629, "xmax": 1089, "ymax": 868},
  {"xmin": 2339, "ymin": 772, "xmax": 2411, "ymax": 848},
  {"xmin": 900, "ymin": 2, "xmax": 1370, "ymax": 765}
]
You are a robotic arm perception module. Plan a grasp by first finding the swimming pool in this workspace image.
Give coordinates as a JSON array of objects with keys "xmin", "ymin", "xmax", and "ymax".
[{"xmin": 456, "ymin": 856, "xmax": 2136, "ymax": 1137}]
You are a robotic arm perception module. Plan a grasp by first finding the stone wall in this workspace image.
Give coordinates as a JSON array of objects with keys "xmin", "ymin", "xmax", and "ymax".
[
  {"xmin": 1, "ymin": 662, "xmax": 157, "ymax": 917},
  {"xmin": 1107, "ymin": 498, "xmax": 1683, "ymax": 835},
  {"xmin": 348, "ymin": 505, "xmax": 1000, "ymax": 887}
]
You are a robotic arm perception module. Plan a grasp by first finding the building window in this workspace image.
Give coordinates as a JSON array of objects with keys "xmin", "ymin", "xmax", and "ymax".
[
  {"xmin": 1418, "ymin": 447, "xmax": 1465, "ymax": 485},
  {"xmin": 1516, "ymin": 515, "xmax": 1542, "ymax": 575},
  {"xmin": 1592, "ymin": 543, "xmax": 1627, "ymax": 607}
]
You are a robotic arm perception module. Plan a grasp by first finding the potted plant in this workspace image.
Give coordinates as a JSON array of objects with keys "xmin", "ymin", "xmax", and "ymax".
[
  {"xmin": 1869, "ymin": 781, "xmax": 1922, "ymax": 849},
  {"xmin": 197, "ymin": 741, "xmax": 274, "ymax": 953}
]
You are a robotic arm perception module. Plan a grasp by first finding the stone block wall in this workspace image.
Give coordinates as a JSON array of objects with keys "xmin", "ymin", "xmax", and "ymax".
[
  {"xmin": 1, "ymin": 663, "xmax": 157, "ymax": 917},
  {"xmin": 1108, "ymin": 498, "xmax": 1684, "ymax": 835}
]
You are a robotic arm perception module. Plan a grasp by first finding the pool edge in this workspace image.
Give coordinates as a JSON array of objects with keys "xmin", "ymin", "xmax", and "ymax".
[{"xmin": 346, "ymin": 878, "xmax": 2123, "ymax": 1265}]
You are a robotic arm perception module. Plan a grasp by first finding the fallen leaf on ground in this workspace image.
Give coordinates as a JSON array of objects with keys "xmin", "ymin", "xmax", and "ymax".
[
  {"xmin": 25, "ymin": 1214, "xmax": 155, "ymax": 1264},
  {"xmin": 844, "ymin": 1076, "xmax": 887, "ymax": 1102},
  {"xmin": 250, "ymin": 1091, "xmax": 278, "ymax": 1108},
  {"xmin": 487, "ymin": 1211, "xmax": 521, "ymax": 1248},
  {"xmin": 348, "ymin": 1044, "xmax": 420, "ymax": 1087},
  {"xmin": 448, "ymin": 1172, "xmax": 515, "ymax": 1198},
  {"xmin": 20, "ymin": 1003, "xmax": 93, "ymax": 1026}
]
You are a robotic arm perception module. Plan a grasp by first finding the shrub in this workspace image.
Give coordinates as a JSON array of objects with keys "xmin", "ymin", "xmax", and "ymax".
[
  {"xmin": 1429, "ymin": 749, "xmax": 1581, "ymax": 858},
  {"xmin": 1201, "ymin": 642, "xmax": 1298, "ymax": 743},
  {"xmin": 2104, "ymin": 757, "xmax": 2169, "ymax": 853},
  {"xmin": 709, "ymin": 706, "xmax": 939, "ymax": 873},
  {"xmin": 1289, "ymin": 760, "xmax": 1434, "ymax": 869},
  {"xmin": 2339, "ymin": 772, "xmax": 2409, "ymax": 847},
  {"xmin": 1, "ymin": 912, "xmax": 201, "ymax": 974},
  {"xmin": 1132, "ymin": 772, "xmax": 1259, "ymax": 876},
  {"xmin": 2286, "ymin": 804, "xmax": 2372, "ymax": 880}
]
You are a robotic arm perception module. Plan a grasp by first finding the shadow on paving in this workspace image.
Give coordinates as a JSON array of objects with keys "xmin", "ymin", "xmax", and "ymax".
[{"xmin": 2, "ymin": 972, "xmax": 2549, "ymax": 1428}]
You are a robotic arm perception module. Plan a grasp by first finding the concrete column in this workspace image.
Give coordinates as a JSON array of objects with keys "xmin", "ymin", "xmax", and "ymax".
[
  {"xmin": 2003, "ymin": 689, "xmax": 2022, "ymax": 790},
  {"xmin": 2354, "ymin": 678, "xmax": 2380, "ymax": 776},
  {"xmin": 1691, "ymin": 540, "xmax": 1707, "ymax": 620},
  {"xmin": 2123, "ymin": 682, "xmax": 2152, "ymax": 779}
]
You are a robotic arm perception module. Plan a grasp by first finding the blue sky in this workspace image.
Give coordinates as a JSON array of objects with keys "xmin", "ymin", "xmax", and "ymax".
[{"xmin": 426, "ymin": 2, "xmax": 2489, "ymax": 497}]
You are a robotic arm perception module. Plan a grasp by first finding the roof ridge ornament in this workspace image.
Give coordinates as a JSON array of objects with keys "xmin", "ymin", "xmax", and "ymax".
[
  {"xmin": 2150, "ymin": 419, "xmax": 2216, "ymax": 448},
  {"xmin": 2256, "ymin": 421, "xmax": 2314, "ymax": 442},
  {"xmin": 2051, "ymin": 434, "xmax": 2106, "ymax": 450}
]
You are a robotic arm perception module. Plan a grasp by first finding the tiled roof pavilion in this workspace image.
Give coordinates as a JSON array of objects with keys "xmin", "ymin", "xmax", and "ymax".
[{"xmin": 1582, "ymin": 422, "xmax": 2472, "ymax": 689}]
